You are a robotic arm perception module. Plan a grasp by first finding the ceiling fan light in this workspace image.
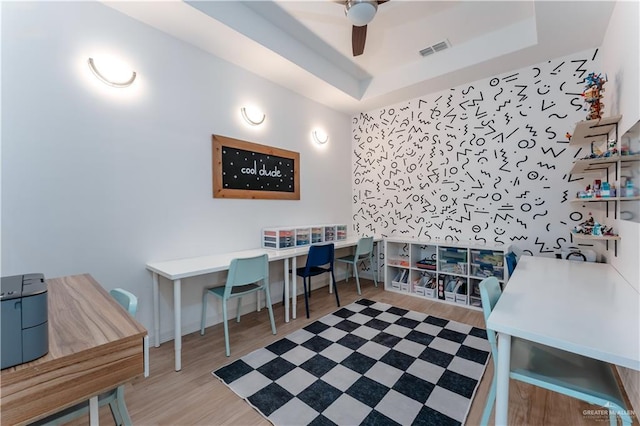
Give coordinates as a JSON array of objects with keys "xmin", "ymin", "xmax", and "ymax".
[{"xmin": 346, "ymin": 0, "xmax": 377, "ymax": 27}]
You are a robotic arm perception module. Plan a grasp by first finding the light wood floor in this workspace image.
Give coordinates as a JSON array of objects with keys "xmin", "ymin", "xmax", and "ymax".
[{"xmin": 71, "ymin": 279, "xmax": 636, "ymax": 426}]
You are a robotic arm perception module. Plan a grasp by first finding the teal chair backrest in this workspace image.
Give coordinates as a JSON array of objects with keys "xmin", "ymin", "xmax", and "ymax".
[
  {"xmin": 479, "ymin": 276, "xmax": 501, "ymax": 371},
  {"xmin": 355, "ymin": 236, "xmax": 374, "ymax": 259},
  {"xmin": 110, "ymin": 288, "xmax": 138, "ymax": 316},
  {"xmin": 224, "ymin": 254, "xmax": 269, "ymax": 298}
]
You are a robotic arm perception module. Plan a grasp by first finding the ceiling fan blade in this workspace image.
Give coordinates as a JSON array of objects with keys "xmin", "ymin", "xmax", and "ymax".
[
  {"xmin": 352, "ymin": 25, "xmax": 367, "ymax": 56},
  {"xmin": 377, "ymin": 0, "xmax": 390, "ymax": 3}
]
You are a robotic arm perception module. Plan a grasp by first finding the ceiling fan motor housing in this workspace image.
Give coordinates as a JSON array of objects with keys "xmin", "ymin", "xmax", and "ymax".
[{"xmin": 346, "ymin": 0, "xmax": 378, "ymax": 27}]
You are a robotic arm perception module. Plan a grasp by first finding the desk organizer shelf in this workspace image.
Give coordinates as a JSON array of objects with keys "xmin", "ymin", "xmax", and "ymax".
[
  {"xmin": 262, "ymin": 224, "xmax": 347, "ymax": 249},
  {"xmin": 384, "ymin": 238, "xmax": 509, "ymax": 310}
]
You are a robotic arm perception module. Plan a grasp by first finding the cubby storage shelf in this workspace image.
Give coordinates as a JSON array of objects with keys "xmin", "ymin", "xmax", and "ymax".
[{"xmin": 384, "ymin": 238, "xmax": 509, "ymax": 310}]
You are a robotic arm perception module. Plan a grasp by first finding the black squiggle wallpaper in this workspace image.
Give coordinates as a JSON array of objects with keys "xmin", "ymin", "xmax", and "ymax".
[{"xmin": 352, "ymin": 50, "xmax": 600, "ymax": 256}]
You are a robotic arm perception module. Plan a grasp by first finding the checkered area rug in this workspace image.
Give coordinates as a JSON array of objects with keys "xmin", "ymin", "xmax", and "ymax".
[{"xmin": 213, "ymin": 299, "xmax": 490, "ymax": 426}]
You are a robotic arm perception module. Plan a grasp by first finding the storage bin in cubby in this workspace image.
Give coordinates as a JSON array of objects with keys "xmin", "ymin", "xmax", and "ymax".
[
  {"xmin": 412, "ymin": 271, "xmax": 436, "ymax": 297},
  {"xmin": 439, "ymin": 261, "xmax": 467, "ymax": 275},
  {"xmin": 469, "ymin": 296, "xmax": 482, "ymax": 308},
  {"xmin": 455, "ymin": 294, "xmax": 468, "ymax": 305},
  {"xmin": 438, "ymin": 247, "xmax": 468, "ymax": 262},
  {"xmin": 444, "ymin": 291, "xmax": 456, "ymax": 302},
  {"xmin": 471, "ymin": 263, "xmax": 504, "ymax": 280},
  {"xmin": 390, "ymin": 268, "xmax": 409, "ymax": 290},
  {"xmin": 424, "ymin": 287, "xmax": 437, "ymax": 298},
  {"xmin": 470, "ymin": 249, "xmax": 504, "ymax": 267},
  {"xmin": 443, "ymin": 275, "xmax": 466, "ymax": 305}
]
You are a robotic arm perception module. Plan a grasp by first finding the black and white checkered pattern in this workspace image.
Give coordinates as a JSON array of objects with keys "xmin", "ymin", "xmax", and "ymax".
[{"xmin": 214, "ymin": 299, "xmax": 490, "ymax": 426}]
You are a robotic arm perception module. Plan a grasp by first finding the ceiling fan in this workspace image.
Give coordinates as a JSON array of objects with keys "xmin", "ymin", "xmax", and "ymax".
[{"xmin": 337, "ymin": 0, "xmax": 389, "ymax": 57}]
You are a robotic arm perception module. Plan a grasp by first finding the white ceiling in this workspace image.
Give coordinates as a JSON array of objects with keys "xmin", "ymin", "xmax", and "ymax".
[{"xmin": 105, "ymin": 1, "xmax": 616, "ymax": 115}]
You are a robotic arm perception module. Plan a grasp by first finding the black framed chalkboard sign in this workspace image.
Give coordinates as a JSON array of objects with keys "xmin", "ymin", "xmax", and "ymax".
[{"xmin": 212, "ymin": 134, "xmax": 300, "ymax": 200}]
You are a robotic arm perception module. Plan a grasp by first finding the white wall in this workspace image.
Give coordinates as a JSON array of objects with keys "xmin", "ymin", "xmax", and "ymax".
[
  {"xmin": 1, "ymin": 2, "xmax": 352, "ymax": 342},
  {"xmin": 599, "ymin": 0, "xmax": 640, "ymax": 414}
]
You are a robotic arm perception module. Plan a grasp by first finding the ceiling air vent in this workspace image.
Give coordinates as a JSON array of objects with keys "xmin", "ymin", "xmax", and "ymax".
[
  {"xmin": 419, "ymin": 39, "xmax": 451, "ymax": 57},
  {"xmin": 419, "ymin": 46, "xmax": 435, "ymax": 57}
]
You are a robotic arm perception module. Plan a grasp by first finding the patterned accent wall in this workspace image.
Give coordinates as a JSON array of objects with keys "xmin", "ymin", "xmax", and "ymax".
[{"xmin": 352, "ymin": 49, "xmax": 602, "ymax": 256}]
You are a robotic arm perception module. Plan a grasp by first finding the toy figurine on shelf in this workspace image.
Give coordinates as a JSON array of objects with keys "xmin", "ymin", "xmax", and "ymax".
[
  {"xmin": 573, "ymin": 214, "xmax": 616, "ymax": 237},
  {"xmin": 574, "ymin": 216, "xmax": 595, "ymax": 234},
  {"xmin": 579, "ymin": 139, "xmax": 618, "ymax": 160},
  {"xmin": 581, "ymin": 72, "xmax": 607, "ymax": 120}
]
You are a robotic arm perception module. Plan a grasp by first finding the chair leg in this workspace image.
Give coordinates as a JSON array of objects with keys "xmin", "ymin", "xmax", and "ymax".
[
  {"xmin": 331, "ymin": 270, "xmax": 340, "ymax": 307},
  {"xmin": 236, "ymin": 297, "xmax": 242, "ymax": 322},
  {"xmin": 109, "ymin": 399, "xmax": 122, "ymax": 426},
  {"xmin": 222, "ymin": 300, "xmax": 231, "ymax": 357},
  {"xmin": 345, "ymin": 263, "xmax": 351, "ymax": 282},
  {"xmin": 481, "ymin": 373, "xmax": 497, "ymax": 426},
  {"xmin": 303, "ymin": 277, "xmax": 310, "ymax": 319},
  {"xmin": 608, "ymin": 402, "xmax": 632, "ymax": 426},
  {"xmin": 200, "ymin": 290, "xmax": 209, "ymax": 335},
  {"xmin": 370, "ymin": 254, "xmax": 378, "ymax": 287},
  {"xmin": 354, "ymin": 263, "xmax": 362, "ymax": 295},
  {"xmin": 112, "ymin": 386, "xmax": 132, "ymax": 426},
  {"xmin": 264, "ymin": 287, "xmax": 277, "ymax": 335}
]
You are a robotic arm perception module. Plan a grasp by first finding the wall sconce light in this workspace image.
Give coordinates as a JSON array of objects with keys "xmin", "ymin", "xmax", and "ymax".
[
  {"xmin": 88, "ymin": 57, "xmax": 137, "ymax": 88},
  {"xmin": 240, "ymin": 106, "xmax": 266, "ymax": 126},
  {"xmin": 312, "ymin": 129, "xmax": 329, "ymax": 145}
]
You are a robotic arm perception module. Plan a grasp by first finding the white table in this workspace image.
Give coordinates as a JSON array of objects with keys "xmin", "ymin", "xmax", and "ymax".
[
  {"xmin": 146, "ymin": 237, "xmax": 378, "ymax": 371},
  {"xmin": 487, "ymin": 256, "xmax": 640, "ymax": 425}
]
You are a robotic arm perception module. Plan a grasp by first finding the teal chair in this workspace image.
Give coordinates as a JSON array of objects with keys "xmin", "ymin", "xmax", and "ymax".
[
  {"xmin": 32, "ymin": 288, "xmax": 137, "ymax": 426},
  {"xmin": 479, "ymin": 277, "xmax": 631, "ymax": 426},
  {"xmin": 200, "ymin": 254, "xmax": 276, "ymax": 357},
  {"xmin": 335, "ymin": 236, "xmax": 377, "ymax": 295}
]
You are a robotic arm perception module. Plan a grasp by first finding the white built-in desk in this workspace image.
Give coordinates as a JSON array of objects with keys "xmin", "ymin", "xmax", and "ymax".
[
  {"xmin": 146, "ymin": 237, "xmax": 378, "ymax": 371},
  {"xmin": 487, "ymin": 256, "xmax": 640, "ymax": 425}
]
